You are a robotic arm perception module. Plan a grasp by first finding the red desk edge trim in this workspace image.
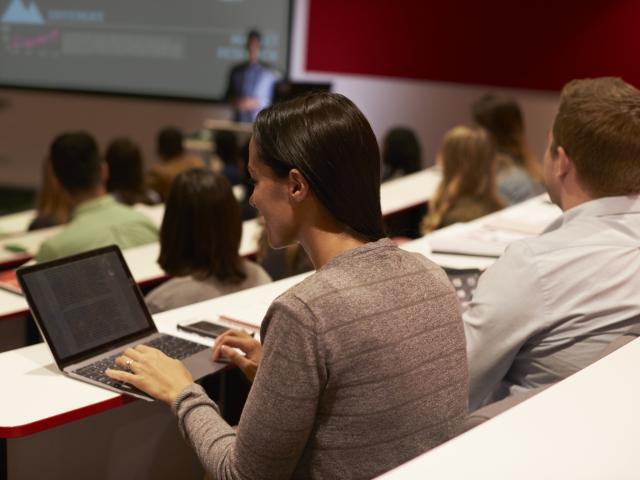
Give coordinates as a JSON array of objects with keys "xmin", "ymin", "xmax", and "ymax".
[
  {"xmin": 0, "ymin": 255, "xmax": 31, "ymax": 271},
  {"xmin": 0, "ymin": 394, "xmax": 137, "ymax": 439},
  {"xmin": 0, "ymin": 307, "xmax": 29, "ymax": 322}
]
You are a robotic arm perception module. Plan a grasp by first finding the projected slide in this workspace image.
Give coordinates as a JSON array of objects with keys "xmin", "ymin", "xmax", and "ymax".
[{"xmin": 0, "ymin": 0, "xmax": 290, "ymax": 100}]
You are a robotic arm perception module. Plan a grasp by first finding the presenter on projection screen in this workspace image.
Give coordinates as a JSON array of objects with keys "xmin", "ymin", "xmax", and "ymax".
[{"xmin": 224, "ymin": 29, "xmax": 279, "ymax": 123}]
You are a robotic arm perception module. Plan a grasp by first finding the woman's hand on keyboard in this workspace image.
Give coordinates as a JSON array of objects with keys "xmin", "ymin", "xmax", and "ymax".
[
  {"xmin": 212, "ymin": 329, "xmax": 261, "ymax": 382},
  {"xmin": 105, "ymin": 345, "xmax": 194, "ymax": 405}
]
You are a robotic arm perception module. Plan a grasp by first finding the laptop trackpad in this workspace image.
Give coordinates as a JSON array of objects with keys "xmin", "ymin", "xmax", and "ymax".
[{"xmin": 183, "ymin": 348, "xmax": 227, "ymax": 380}]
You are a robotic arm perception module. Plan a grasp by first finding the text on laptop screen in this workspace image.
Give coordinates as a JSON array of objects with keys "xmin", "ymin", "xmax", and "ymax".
[{"xmin": 20, "ymin": 250, "xmax": 151, "ymax": 362}]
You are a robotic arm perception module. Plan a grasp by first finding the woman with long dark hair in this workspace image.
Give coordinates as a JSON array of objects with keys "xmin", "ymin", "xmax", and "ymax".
[
  {"xmin": 381, "ymin": 126, "xmax": 422, "ymax": 181},
  {"xmin": 145, "ymin": 168, "xmax": 270, "ymax": 313},
  {"xmin": 105, "ymin": 137, "xmax": 159, "ymax": 206},
  {"xmin": 107, "ymin": 93, "xmax": 468, "ymax": 479}
]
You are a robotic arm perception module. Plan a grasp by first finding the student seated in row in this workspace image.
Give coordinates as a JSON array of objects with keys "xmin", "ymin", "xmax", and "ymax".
[
  {"xmin": 35, "ymin": 132, "xmax": 158, "ymax": 263},
  {"xmin": 214, "ymin": 130, "xmax": 245, "ymax": 186},
  {"xmin": 105, "ymin": 137, "xmax": 160, "ymax": 206},
  {"xmin": 472, "ymin": 93, "xmax": 544, "ymax": 205},
  {"xmin": 29, "ymin": 156, "xmax": 72, "ymax": 231},
  {"xmin": 107, "ymin": 92, "xmax": 469, "ymax": 479},
  {"xmin": 147, "ymin": 127, "xmax": 205, "ymax": 201},
  {"xmin": 381, "ymin": 127, "xmax": 425, "ymax": 238},
  {"xmin": 422, "ymin": 126, "xmax": 504, "ymax": 233},
  {"xmin": 381, "ymin": 126, "xmax": 422, "ymax": 181},
  {"xmin": 145, "ymin": 169, "xmax": 271, "ymax": 313},
  {"xmin": 465, "ymin": 77, "xmax": 640, "ymax": 410}
]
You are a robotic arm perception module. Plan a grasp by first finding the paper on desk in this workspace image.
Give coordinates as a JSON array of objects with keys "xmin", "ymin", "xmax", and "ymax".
[
  {"xmin": 483, "ymin": 200, "xmax": 561, "ymax": 235},
  {"xmin": 427, "ymin": 223, "xmax": 531, "ymax": 258},
  {"xmin": 400, "ymin": 236, "xmax": 494, "ymax": 270},
  {"xmin": 427, "ymin": 252, "xmax": 495, "ymax": 270}
]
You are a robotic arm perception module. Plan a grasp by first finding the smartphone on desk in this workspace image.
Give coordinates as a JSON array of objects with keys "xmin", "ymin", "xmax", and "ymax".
[{"xmin": 177, "ymin": 320, "xmax": 228, "ymax": 339}]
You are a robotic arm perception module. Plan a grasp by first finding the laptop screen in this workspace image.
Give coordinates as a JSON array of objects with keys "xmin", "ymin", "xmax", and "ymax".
[{"xmin": 19, "ymin": 246, "xmax": 155, "ymax": 366}]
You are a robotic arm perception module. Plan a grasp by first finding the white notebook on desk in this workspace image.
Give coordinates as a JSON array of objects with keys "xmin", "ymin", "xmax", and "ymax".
[
  {"xmin": 426, "ymin": 223, "xmax": 527, "ymax": 258},
  {"xmin": 483, "ymin": 199, "xmax": 561, "ymax": 235}
]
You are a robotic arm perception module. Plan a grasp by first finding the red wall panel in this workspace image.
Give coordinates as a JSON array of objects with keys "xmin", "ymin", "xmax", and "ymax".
[{"xmin": 306, "ymin": 0, "xmax": 640, "ymax": 91}]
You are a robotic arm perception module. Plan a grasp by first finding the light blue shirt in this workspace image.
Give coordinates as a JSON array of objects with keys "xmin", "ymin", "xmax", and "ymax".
[
  {"xmin": 229, "ymin": 62, "xmax": 278, "ymax": 122},
  {"xmin": 464, "ymin": 195, "xmax": 640, "ymax": 410},
  {"xmin": 497, "ymin": 164, "xmax": 543, "ymax": 205}
]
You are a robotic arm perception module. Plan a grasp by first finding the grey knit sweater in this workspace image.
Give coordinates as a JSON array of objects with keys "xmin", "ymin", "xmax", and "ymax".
[{"xmin": 172, "ymin": 238, "xmax": 468, "ymax": 479}]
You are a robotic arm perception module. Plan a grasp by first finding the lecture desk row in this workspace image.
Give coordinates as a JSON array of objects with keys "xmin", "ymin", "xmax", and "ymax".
[
  {"xmin": 0, "ymin": 167, "xmax": 442, "ymax": 322},
  {"xmin": 0, "ymin": 167, "xmax": 441, "ymax": 242},
  {"xmin": 0, "ymin": 195, "xmax": 560, "ymax": 479}
]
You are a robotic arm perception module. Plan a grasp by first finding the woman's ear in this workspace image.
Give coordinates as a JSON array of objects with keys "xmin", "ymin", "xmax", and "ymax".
[{"xmin": 288, "ymin": 168, "xmax": 310, "ymax": 203}]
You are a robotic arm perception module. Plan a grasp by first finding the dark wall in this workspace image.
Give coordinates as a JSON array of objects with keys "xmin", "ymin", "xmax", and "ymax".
[{"xmin": 306, "ymin": 0, "xmax": 640, "ymax": 90}]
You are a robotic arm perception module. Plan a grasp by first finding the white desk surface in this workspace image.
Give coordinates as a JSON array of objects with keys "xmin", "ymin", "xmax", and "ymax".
[
  {"xmin": 380, "ymin": 168, "xmax": 441, "ymax": 215},
  {"xmin": 0, "ymin": 209, "xmax": 35, "ymax": 238},
  {"xmin": 0, "ymin": 289, "xmax": 30, "ymax": 320},
  {"xmin": 0, "ymin": 271, "xmax": 309, "ymax": 437},
  {"xmin": 378, "ymin": 337, "xmax": 640, "ymax": 480}
]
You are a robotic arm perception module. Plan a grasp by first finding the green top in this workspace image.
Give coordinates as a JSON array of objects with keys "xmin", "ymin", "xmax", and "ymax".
[{"xmin": 35, "ymin": 195, "xmax": 158, "ymax": 263}]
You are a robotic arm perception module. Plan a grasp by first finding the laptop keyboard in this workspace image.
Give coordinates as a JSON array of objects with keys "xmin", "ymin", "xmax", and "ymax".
[{"xmin": 74, "ymin": 335, "xmax": 208, "ymax": 397}]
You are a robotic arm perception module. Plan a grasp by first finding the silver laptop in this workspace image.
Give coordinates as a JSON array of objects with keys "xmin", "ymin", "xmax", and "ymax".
[{"xmin": 17, "ymin": 245, "xmax": 227, "ymax": 401}]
